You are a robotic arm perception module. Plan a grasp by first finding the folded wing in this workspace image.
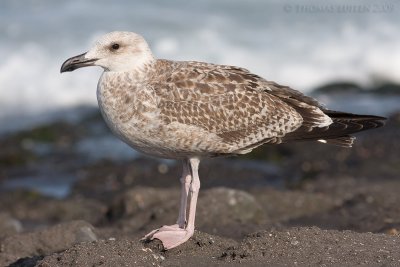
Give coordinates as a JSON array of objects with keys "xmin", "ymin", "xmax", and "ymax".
[{"xmin": 152, "ymin": 60, "xmax": 335, "ymax": 153}]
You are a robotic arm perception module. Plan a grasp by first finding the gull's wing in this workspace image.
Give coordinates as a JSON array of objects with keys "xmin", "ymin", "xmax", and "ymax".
[{"xmin": 151, "ymin": 60, "xmax": 331, "ymax": 153}]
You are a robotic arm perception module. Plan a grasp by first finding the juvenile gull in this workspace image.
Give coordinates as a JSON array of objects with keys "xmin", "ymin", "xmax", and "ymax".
[{"xmin": 61, "ymin": 31, "xmax": 386, "ymax": 249}]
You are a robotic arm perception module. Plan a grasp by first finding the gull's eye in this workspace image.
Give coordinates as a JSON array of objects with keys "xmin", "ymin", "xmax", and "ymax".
[{"xmin": 111, "ymin": 43, "xmax": 120, "ymax": 50}]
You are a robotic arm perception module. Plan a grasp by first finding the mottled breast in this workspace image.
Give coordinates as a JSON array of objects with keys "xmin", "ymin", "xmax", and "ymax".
[
  {"xmin": 96, "ymin": 71, "xmax": 231, "ymax": 158},
  {"xmin": 97, "ymin": 71, "xmax": 163, "ymax": 155}
]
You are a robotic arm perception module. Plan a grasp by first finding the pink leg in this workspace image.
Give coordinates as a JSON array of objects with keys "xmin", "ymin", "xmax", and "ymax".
[
  {"xmin": 142, "ymin": 158, "xmax": 201, "ymax": 250},
  {"xmin": 184, "ymin": 158, "xmax": 200, "ymax": 234},
  {"xmin": 177, "ymin": 160, "xmax": 191, "ymax": 227},
  {"xmin": 142, "ymin": 160, "xmax": 190, "ymax": 238}
]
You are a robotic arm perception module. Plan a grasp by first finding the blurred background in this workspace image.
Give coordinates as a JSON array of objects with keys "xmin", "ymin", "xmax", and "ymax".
[
  {"xmin": 1, "ymin": 0, "xmax": 399, "ymax": 132},
  {"xmin": 0, "ymin": 0, "xmax": 399, "ymax": 260}
]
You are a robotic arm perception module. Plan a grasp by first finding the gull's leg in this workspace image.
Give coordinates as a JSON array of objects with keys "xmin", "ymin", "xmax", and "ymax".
[
  {"xmin": 177, "ymin": 159, "xmax": 191, "ymax": 227},
  {"xmin": 142, "ymin": 159, "xmax": 191, "ymax": 239},
  {"xmin": 143, "ymin": 158, "xmax": 201, "ymax": 250},
  {"xmin": 183, "ymin": 157, "xmax": 200, "ymax": 235}
]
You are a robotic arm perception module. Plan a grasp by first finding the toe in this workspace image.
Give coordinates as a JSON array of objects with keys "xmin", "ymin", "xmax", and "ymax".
[
  {"xmin": 152, "ymin": 229, "xmax": 194, "ymax": 250},
  {"xmin": 141, "ymin": 228, "xmax": 159, "ymax": 240},
  {"xmin": 141, "ymin": 224, "xmax": 181, "ymax": 241}
]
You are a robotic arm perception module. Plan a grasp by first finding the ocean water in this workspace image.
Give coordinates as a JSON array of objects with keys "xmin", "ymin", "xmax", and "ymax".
[{"xmin": 1, "ymin": 0, "xmax": 399, "ymax": 131}]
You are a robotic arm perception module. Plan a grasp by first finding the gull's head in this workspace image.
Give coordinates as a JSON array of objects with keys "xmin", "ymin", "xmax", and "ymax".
[{"xmin": 61, "ymin": 31, "xmax": 154, "ymax": 73}]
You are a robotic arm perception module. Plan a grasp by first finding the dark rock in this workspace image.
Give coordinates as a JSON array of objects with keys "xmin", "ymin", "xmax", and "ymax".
[
  {"xmin": 250, "ymin": 187, "xmax": 337, "ymax": 223},
  {"xmin": 371, "ymin": 82, "xmax": 400, "ymax": 95},
  {"xmin": 72, "ymin": 158, "xmax": 180, "ymax": 201},
  {"xmin": 196, "ymin": 187, "xmax": 265, "ymax": 238},
  {"xmin": 102, "ymin": 186, "xmax": 180, "ymax": 237},
  {"xmin": 8, "ymin": 255, "xmax": 43, "ymax": 267},
  {"xmin": 388, "ymin": 111, "xmax": 400, "ymax": 126},
  {"xmin": 74, "ymin": 158, "xmax": 282, "ymax": 203},
  {"xmin": 106, "ymin": 186, "xmax": 266, "ymax": 239},
  {"xmin": 106, "ymin": 186, "xmax": 179, "ymax": 221},
  {"xmin": 0, "ymin": 190, "xmax": 106, "ymax": 229},
  {"xmin": 287, "ymin": 181, "xmax": 400, "ymax": 233},
  {"xmin": 0, "ymin": 220, "xmax": 97, "ymax": 266},
  {"xmin": 0, "ymin": 213, "xmax": 22, "ymax": 238},
  {"xmin": 312, "ymin": 82, "xmax": 362, "ymax": 95}
]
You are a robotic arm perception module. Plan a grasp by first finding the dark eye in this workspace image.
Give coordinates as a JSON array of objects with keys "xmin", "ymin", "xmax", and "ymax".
[{"xmin": 111, "ymin": 43, "xmax": 120, "ymax": 50}]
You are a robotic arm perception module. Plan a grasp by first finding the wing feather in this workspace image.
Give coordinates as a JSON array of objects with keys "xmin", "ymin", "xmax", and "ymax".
[
  {"xmin": 151, "ymin": 60, "xmax": 310, "ymax": 152},
  {"xmin": 147, "ymin": 60, "xmax": 385, "ymax": 152}
]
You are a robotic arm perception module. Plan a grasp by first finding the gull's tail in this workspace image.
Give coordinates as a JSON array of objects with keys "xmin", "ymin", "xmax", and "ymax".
[{"xmin": 282, "ymin": 111, "xmax": 387, "ymax": 147}]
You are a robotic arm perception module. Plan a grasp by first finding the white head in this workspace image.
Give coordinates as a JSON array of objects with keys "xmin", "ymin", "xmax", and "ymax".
[{"xmin": 61, "ymin": 31, "xmax": 155, "ymax": 73}]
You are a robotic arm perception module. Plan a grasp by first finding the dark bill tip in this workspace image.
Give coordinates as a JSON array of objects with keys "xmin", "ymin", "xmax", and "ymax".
[{"xmin": 60, "ymin": 52, "xmax": 97, "ymax": 73}]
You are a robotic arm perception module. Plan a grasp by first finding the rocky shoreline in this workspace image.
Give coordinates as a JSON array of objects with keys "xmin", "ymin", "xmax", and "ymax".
[{"xmin": 0, "ymin": 109, "xmax": 399, "ymax": 266}]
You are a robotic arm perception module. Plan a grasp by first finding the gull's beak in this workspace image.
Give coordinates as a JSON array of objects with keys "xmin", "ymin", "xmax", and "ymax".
[{"xmin": 60, "ymin": 52, "xmax": 98, "ymax": 73}]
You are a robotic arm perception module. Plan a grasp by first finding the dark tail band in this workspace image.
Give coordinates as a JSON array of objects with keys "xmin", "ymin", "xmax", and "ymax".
[{"xmin": 283, "ymin": 111, "xmax": 387, "ymax": 147}]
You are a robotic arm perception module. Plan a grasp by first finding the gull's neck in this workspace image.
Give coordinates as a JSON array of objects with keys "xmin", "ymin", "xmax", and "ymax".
[{"xmin": 104, "ymin": 55, "xmax": 156, "ymax": 81}]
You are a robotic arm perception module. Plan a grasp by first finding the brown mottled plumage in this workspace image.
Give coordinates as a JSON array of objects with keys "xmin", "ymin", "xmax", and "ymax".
[
  {"xmin": 61, "ymin": 31, "xmax": 386, "ymax": 250},
  {"xmin": 153, "ymin": 60, "xmax": 305, "ymax": 153},
  {"xmin": 98, "ymin": 58, "xmax": 384, "ymax": 158}
]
